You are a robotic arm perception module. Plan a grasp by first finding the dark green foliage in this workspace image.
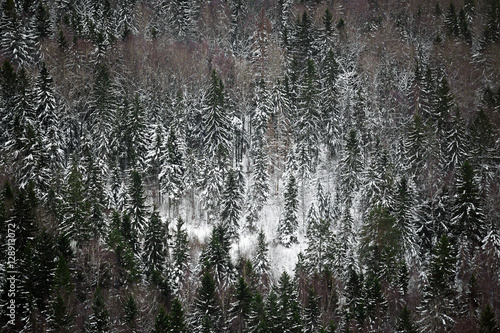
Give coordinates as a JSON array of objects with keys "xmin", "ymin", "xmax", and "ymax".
[
  {"xmin": 479, "ymin": 304, "xmax": 499, "ymax": 333},
  {"xmin": 229, "ymin": 277, "xmax": 253, "ymax": 332},
  {"xmin": 303, "ymin": 286, "xmax": 321, "ymax": 333},
  {"xmin": 452, "ymin": 161, "xmax": 485, "ymax": 248},
  {"xmin": 397, "ymin": 305, "xmax": 418, "ymax": 333},
  {"xmin": 221, "ymin": 168, "xmax": 242, "ymax": 240},
  {"xmin": 85, "ymin": 287, "xmax": 110, "ymax": 333},
  {"xmin": 122, "ymin": 294, "xmax": 138, "ymax": 328},
  {"xmin": 127, "ymin": 169, "xmax": 147, "ymax": 252},
  {"xmin": 194, "ymin": 271, "xmax": 221, "ymax": 332},
  {"xmin": 170, "ymin": 298, "xmax": 187, "ymax": 332},
  {"xmin": 152, "ymin": 306, "xmax": 169, "ymax": 333},
  {"xmin": 278, "ymin": 174, "xmax": 299, "ymax": 246},
  {"xmin": 199, "ymin": 223, "xmax": 233, "ymax": 288},
  {"xmin": 144, "ymin": 206, "xmax": 166, "ymax": 277}
]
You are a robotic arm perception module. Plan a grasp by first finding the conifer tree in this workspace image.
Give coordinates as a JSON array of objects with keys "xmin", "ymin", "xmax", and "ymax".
[
  {"xmin": 203, "ymin": 69, "xmax": 232, "ymax": 167},
  {"xmin": 127, "ymin": 169, "xmax": 148, "ymax": 253},
  {"xmin": 172, "ymin": 217, "xmax": 190, "ymax": 294},
  {"xmin": 303, "ymin": 286, "xmax": 321, "ymax": 333},
  {"xmin": 446, "ymin": 108, "xmax": 467, "ymax": 172},
  {"xmin": 396, "ymin": 305, "xmax": 418, "ymax": 333},
  {"xmin": 62, "ymin": 162, "xmax": 90, "ymax": 243},
  {"xmin": 278, "ymin": 173, "xmax": 299, "ymax": 247},
  {"xmin": 248, "ymin": 292, "xmax": 268, "ymax": 333},
  {"xmin": 85, "ymin": 287, "xmax": 109, "ymax": 333},
  {"xmin": 479, "ymin": 304, "xmax": 499, "ymax": 333},
  {"xmin": 143, "ymin": 206, "xmax": 166, "ymax": 277},
  {"xmin": 152, "ymin": 306, "xmax": 169, "ymax": 333},
  {"xmin": 253, "ymin": 229, "xmax": 270, "ymax": 290},
  {"xmin": 418, "ymin": 234, "xmax": 456, "ymax": 332},
  {"xmin": 339, "ymin": 129, "xmax": 363, "ymax": 196},
  {"xmin": 452, "ymin": 161, "xmax": 486, "ymax": 249},
  {"xmin": 170, "ymin": 298, "xmax": 187, "ymax": 332},
  {"xmin": 276, "ymin": 271, "xmax": 302, "ymax": 332},
  {"xmin": 221, "ymin": 168, "xmax": 242, "ymax": 240},
  {"xmin": 193, "ymin": 271, "xmax": 221, "ymax": 333},
  {"xmin": 160, "ymin": 127, "xmax": 185, "ymax": 210},
  {"xmin": 229, "ymin": 277, "xmax": 253, "ymax": 332},
  {"xmin": 199, "ymin": 223, "xmax": 234, "ymax": 289}
]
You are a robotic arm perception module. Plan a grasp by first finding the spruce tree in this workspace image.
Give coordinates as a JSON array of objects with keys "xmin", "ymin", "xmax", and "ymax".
[
  {"xmin": 479, "ymin": 304, "xmax": 499, "ymax": 333},
  {"xmin": 418, "ymin": 234, "xmax": 456, "ymax": 332},
  {"xmin": 221, "ymin": 169, "xmax": 242, "ymax": 240},
  {"xmin": 253, "ymin": 229, "xmax": 270, "ymax": 290},
  {"xmin": 276, "ymin": 271, "xmax": 302, "ymax": 332},
  {"xmin": 451, "ymin": 161, "xmax": 486, "ymax": 249},
  {"xmin": 303, "ymin": 286, "xmax": 321, "ymax": 333},
  {"xmin": 278, "ymin": 173, "xmax": 299, "ymax": 247},
  {"xmin": 127, "ymin": 169, "xmax": 148, "ymax": 253},
  {"xmin": 228, "ymin": 277, "xmax": 253, "ymax": 332},
  {"xmin": 339, "ymin": 129, "xmax": 363, "ymax": 196},
  {"xmin": 85, "ymin": 287, "xmax": 110, "ymax": 333},
  {"xmin": 397, "ymin": 305, "xmax": 418, "ymax": 333},
  {"xmin": 170, "ymin": 298, "xmax": 187, "ymax": 332},
  {"xmin": 152, "ymin": 306, "xmax": 169, "ymax": 333},
  {"xmin": 172, "ymin": 217, "xmax": 190, "ymax": 294},
  {"xmin": 143, "ymin": 206, "xmax": 166, "ymax": 277},
  {"xmin": 122, "ymin": 294, "xmax": 138, "ymax": 329},
  {"xmin": 193, "ymin": 271, "xmax": 221, "ymax": 333}
]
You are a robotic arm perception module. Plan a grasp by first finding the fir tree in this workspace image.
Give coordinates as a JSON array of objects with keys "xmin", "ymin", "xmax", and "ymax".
[
  {"xmin": 278, "ymin": 173, "xmax": 299, "ymax": 247},
  {"xmin": 248, "ymin": 292, "xmax": 268, "ymax": 333},
  {"xmin": 160, "ymin": 127, "xmax": 184, "ymax": 209},
  {"xmin": 62, "ymin": 162, "xmax": 90, "ymax": 243}
]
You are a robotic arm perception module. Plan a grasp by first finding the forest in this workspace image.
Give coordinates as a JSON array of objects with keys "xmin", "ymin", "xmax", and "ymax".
[{"xmin": 0, "ymin": 0, "xmax": 500, "ymax": 332}]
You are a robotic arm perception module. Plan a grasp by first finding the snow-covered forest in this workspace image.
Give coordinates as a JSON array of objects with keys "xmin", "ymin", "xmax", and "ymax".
[{"xmin": 1, "ymin": 0, "xmax": 500, "ymax": 331}]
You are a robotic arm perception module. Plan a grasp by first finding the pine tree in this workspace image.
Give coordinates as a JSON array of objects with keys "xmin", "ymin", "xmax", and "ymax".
[
  {"xmin": 221, "ymin": 168, "xmax": 242, "ymax": 240},
  {"xmin": 85, "ymin": 287, "xmax": 110, "ymax": 333},
  {"xmin": 143, "ymin": 206, "xmax": 166, "ymax": 277},
  {"xmin": 278, "ymin": 173, "xmax": 299, "ymax": 247}
]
